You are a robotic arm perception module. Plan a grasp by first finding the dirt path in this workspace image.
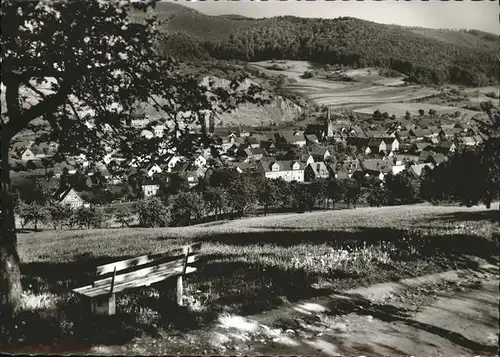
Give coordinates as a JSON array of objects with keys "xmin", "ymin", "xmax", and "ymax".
[{"xmin": 91, "ymin": 263, "xmax": 498, "ymax": 356}]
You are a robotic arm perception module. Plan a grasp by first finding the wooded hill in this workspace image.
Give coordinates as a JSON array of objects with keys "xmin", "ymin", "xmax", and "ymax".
[{"xmin": 132, "ymin": 2, "xmax": 500, "ymax": 87}]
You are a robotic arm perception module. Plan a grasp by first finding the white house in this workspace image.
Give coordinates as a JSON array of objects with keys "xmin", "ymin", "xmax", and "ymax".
[
  {"xmin": 153, "ymin": 125, "xmax": 166, "ymax": 137},
  {"xmin": 166, "ymin": 154, "xmax": 184, "ymax": 173},
  {"xmin": 56, "ymin": 188, "xmax": 90, "ymax": 209},
  {"xmin": 147, "ymin": 164, "xmax": 163, "ymax": 177},
  {"xmin": 259, "ymin": 160, "xmax": 305, "ymax": 182},
  {"xmin": 391, "ymin": 164, "xmax": 406, "ymax": 176},
  {"xmin": 193, "ymin": 153, "xmax": 209, "ymax": 169},
  {"xmin": 142, "ymin": 181, "xmax": 160, "ymax": 197}
]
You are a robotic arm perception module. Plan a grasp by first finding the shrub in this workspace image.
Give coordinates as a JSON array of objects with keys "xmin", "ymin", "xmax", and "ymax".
[
  {"xmin": 136, "ymin": 197, "xmax": 170, "ymax": 228},
  {"xmin": 484, "ymin": 91, "xmax": 499, "ymax": 99},
  {"xmin": 301, "ymin": 71, "xmax": 314, "ymax": 79},
  {"xmin": 114, "ymin": 208, "xmax": 134, "ymax": 228}
]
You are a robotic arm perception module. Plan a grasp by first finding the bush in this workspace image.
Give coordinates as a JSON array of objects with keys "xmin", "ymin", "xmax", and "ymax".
[
  {"xmin": 136, "ymin": 198, "xmax": 170, "ymax": 228},
  {"xmin": 114, "ymin": 208, "xmax": 134, "ymax": 228},
  {"xmin": 301, "ymin": 71, "xmax": 314, "ymax": 79},
  {"xmin": 484, "ymin": 91, "xmax": 498, "ymax": 99}
]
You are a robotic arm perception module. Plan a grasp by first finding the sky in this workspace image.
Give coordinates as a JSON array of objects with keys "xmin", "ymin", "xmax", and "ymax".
[{"xmin": 178, "ymin": 0, "xmax": 499, "ymax": 34}]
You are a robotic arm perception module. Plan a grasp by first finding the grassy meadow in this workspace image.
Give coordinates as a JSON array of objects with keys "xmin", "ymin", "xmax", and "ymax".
[{"xmin": 3, "ymin": 203, "xmax": 498, "ymax": 351}]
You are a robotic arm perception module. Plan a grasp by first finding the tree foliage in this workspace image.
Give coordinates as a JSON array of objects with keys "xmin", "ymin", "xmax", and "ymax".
[
  {"xmin": 136, "ymin": 197, "xmax": 170, "ymax": 227},
  {"xmin": 171, "ymin": 191, "xmax": 204, "ymax": 226},
  {"xmin": 1, "ymin": 0, "xmax": 264, "ymax": 313},
  {"xmin": 161, "ymin": 9, "xmax": 499, "ymax": 86},
  {"xmin": 203, "ymin": 186, "xmax": 227, "ymax": 221}
]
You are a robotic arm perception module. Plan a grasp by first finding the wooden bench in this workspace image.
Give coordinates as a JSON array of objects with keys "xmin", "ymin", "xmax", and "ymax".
[{"xmin": 73, "ymin": 242, "xmax": 202, "ymax": 315}]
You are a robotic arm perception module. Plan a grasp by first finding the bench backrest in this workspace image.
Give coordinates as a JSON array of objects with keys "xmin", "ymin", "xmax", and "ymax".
[{"xmin": 91, "ymin": 242, "xmax": 202, "ymax": 289}]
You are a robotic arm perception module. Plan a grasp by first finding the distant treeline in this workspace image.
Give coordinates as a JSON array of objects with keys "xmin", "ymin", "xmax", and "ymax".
[{"xmin": 158, "ymin": 15, "xmax": 499, "ymax": 86}]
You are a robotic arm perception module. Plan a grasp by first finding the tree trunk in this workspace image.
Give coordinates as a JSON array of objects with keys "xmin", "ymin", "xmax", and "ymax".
[{"xmin": 1, "ymin": 134, "xmax": 23, "ymax": 315}]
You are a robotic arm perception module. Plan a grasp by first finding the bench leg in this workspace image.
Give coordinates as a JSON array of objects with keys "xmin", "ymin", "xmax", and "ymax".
[
  {"xmin": 91, "ymin": 294, "xmax": 116, "ymax": 315},
  {"xmin": 176, "ymin": 275, "xmax": 183, "ymax": 306}
]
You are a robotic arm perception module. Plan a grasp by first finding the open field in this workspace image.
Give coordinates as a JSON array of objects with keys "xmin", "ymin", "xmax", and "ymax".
[
  {"xmin": 4, "ymin": 203, "xmax": 498, "ymax": 352},
  {"xmin": 353, "ymin": 102, "xmax": 479, "ymax": 118},
  {"xmin": 249, "ymin": 61, "xmax": 439, "ymax": 110}
]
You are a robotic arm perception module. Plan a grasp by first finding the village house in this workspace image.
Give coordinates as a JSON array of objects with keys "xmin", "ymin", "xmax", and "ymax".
[
  {"xmin": 438, "ymin": 127, "xmax": 461, "ymax": 139},
  {"xmin": 245, "ymin": 136, "xmax": 261, "ymax": 149},
  {"xmin": 238, "ymin": 147, "xmax": 264, "ymax": 162},
  {"xmin": 456, "ymin": 136, "xmax": 478, "ymax": 146},
  {"xmin": 259, "ymin": 140, "xmax": 276, "ymax": 152},
  {"xmin": 179, "ymin": 171, "xmax": 201, "ymax": 188},
  {"xmin": 55, "ymin": 187, "xmax": 90, "ymax": 209},
  {"xmin": 131, "ymin": 117, "xmax": 149, "ymax": 129},
  {"xmin": 409, "ymin": 163, "xmax": 434, "ymax": 177},
  {"xmin": 396, "ymin": 130, "xmax": 411, "ymax": 141},
  {"xmin": 305, "ymin": 134, "xmax": 321, "ymax": 146},
  {"xmin": 358, "ymin": 158, "xmax": 393, "ymax": 180},
  {"xmin": 142, "ymin": 178, "xmax": 160, "ymax": 197},
  {"xmin": 275, "ymin": 131, "xmax": 307, "ymax": 148},
  {"xmin": 19, "ymin": 142, "xmax": 54, "ymax": 161},
  {"xmin": 434, "ymin": 141, "xmax": 457, "ymax": 155},
  {"xmin": 348, "ymin": 126, "xmax": 367, "ymax": 138},
  {"xmin": 166, "ymin": 154, "xmax": 185, "ymax": 173},
  {"xmin": 472, "ymin": 135, "xmax": 483, "ymax": 145},
  {"xmin": 153, "ymin": 125, "xmax": 166, "ymax": 137},
  {"xmin": 231, "ymin": 161, "xmax": 252, "ymax": 174},
  {"xmin": 305, "ymin": 123, "xmax": 327, "ymax": 141},
  {"xmin": 146, "ymin": 164, "xmax": 163, "ymax": 177},
  {"xmin": 300, "ymin": 154, "xmax": 315, "ymax": 166},
  {"xmin": 309, "ymin": 146, "xmax": 331, "ymax": 162},
  {"xmin": 411, "ymin": 142, "xmax": 434, "ymax": 153},
  {"xmin": 259, "ymin": 159, "xmax": 305, "ymax": 182},
  {"xmin": 410, "ymin": 128, "xmax": 435, "ymax": 141},
  {"xmin": 425, "ymin": 153, "xmax": 448, "ymax": 166},
  {"xmin": 193, "ymin": 153, "xmax": 210, "ymax": 169},
  {"xmin": 394, "ymin": 154, "xmax": 420, "ymax": 165},
  {"xmin": 367, "ymin": 138, "xmax": 387, "ymax": 154},
  {"xmin": 304, "ymin": 162, "xmax": 330, "ymax": 181}
]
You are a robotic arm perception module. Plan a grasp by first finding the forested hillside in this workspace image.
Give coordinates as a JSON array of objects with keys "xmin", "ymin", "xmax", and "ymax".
[{"xmin": 132, "ymin": 2, "xmax": 500, "ymax": 87}]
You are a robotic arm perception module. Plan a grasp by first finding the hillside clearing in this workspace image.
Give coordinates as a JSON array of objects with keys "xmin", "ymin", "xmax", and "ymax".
[{"xmin": 249, "ymin": 61, "xmax": 439, "ymax": 110}]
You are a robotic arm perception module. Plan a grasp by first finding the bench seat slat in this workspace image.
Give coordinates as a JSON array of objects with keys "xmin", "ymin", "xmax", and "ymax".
[
  {"xmin": 92, "ymin": 255, "xmax": 199, "ymax": 288},
  {"xmin": 74, "ymin": 266, "xmax": 197, "ymax": 298},
  {"xmin": 96, "ymin": 243, "xmax": 201, "ymax": 277}
]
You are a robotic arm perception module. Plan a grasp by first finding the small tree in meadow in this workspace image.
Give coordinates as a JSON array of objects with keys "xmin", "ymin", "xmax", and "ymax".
[
  {"xmin": 136, "ymin": 198, "xmax": 170, "ymax": 228},
  {"xmin": 48, "ymin": 202, "xmax": 74, "ymax": 230},
  {"xmin": 73, "ymin": 206, "xmax": 104, "ymax": 229},
  {"xmin": 367, "ymin": 185, "xmax": 388, "ymax": 207},
  {"xmin": 227, "ymin": 175, "xmax": 257, "ymax": 217},
  {"xmin": 203, "ymin": 186, "xmax": 227, "ymax": 221},
  {"xmin": 257, "ymin": 179, "xmax": 279, "ymax": 216},
  {"xmin": 418, "ymin": 109, "xmax": 425, "ymax": 116},
  {"xmin": 171, "ymin": 191, "xmax": 205, "ymax": 226},
  {"xmin": 16, "ymin": 202, "xmax": 50, "ymax": 231},
  {"xmin": 343, "ymin": 178, "xmax": 362, "ymax": 208}
]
